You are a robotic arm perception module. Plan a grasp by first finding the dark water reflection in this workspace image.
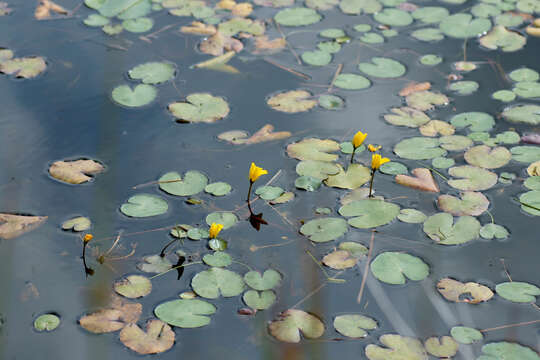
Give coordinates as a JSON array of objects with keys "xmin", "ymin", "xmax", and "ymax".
[{"xmin": 1, "ymin": 0, "xmax": 539, "ymax": 359}]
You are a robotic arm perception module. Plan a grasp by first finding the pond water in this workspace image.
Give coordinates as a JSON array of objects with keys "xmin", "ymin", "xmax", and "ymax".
[{"xmin": 0, "ymin": 0, "xmax": 539, "ymax": 359}]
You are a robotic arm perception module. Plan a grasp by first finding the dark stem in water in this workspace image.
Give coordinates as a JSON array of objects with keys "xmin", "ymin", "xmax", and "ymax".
[
  {"xmin": 350, "ymin": 147, "xmax": 356, "ymax": 164},
  {"xmin": 368, "ymin": 169, "xmax": 375, "ymax": 197},
  {"xmin": 82, "ymin": 242, "xmax": 93, "ymax": 277},
  {"xmin": 160, "ymin": 238, "xmax": 179, "ymax": 257},
  {"xmin": 246, "ymin": 180, "xmax": 254, "ymax": 214}
]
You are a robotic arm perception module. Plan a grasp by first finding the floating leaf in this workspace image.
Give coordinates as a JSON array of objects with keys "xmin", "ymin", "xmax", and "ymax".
[
  {"xmin": 112, "ymin": 84, "xmax": 156, "ymax": 107},
  {"xmin": 480, "ymin": 25, "xmax": 526, "ymax": 52},
  {"xmin": 255, "ymin": 186, "xmax": 284, "ymax": 200},
  {"xmin": 360, "ymin": 32, "xmax": 384, "ymax": 43},
  {"xmin": 439, "ymin": 14, "xmax": 492, "ymax": 39},
  {"xmin": 244, "ymin": 269, "xmax": 281, "ymax": 290},
  {"xmin": 513, "ymin": 82, "xmax": 540, "ymax": 98},
  {"xmin": 218, "ymin": 18, "xmax": 264, "ymax": 36},
  {"xmin": 333, "ymin": 73, "xmax": 371, "ymax": 90},
  {"xmin": 380, "ymin": 162, "xmax": 408, "ymax": 175},
  {"xmin": 267, "ymin": 90, "xmax": 317, "ymax": 113},
  {"xmin": 270, "ymin": 191, "xmax": 295, "ymax": 204},
  {"xmin": 478, "ymin": 342, "xmax": 540, "ymax": 360},
  {"xmin": 411, "ymin": 28, "xmax": 444, "ymax": 41},
  {"xmin": 354, "ymin": 24, "xmax": 372, "ymax": 32},
  {"xmin": 324, "ymin": 164, "xmax": 371, "ymax": 189},
  {"xmin": 319, "ymin": 28, "xmax": 345, "ymax": 38},
  {"xmin": 49, "ymin": 159, "xmax": 104, "ymax": 184},
  {"xmin": 243, "ymin": 290, "xmax": 276, "ymax": 309},
  {"xmin": 340, "ymin": 0, "xmax": 381, "ymax": 14},
  {"xmin": 420, "ymin": 120, "xmax": 455, "ymax": 137},
  {"xmin": 519, "ymin": 190, "xmax": 540, "ymax": 216},
  {"xmin": 447, "ymin": 166, "xmax": 498, "ymax": 191},
  {"xmin": 300, "ymin": 217, "xmax": 348, "ymax": 242},
  {"xmin": 511, "ymin": 146, "xmax": 540, "ymax": 163},
  {"xmin": 398, "ymin": 209, "xmax": 427, "ymax": 223},
  {"xmin": 495, "ymin": 131, "xmax": 520, "ymax": 144},
  {"xmin": 191, "ymin": 268, "xmax": 244, "ymax": 298},
  {"xmin": 396, "ymin": 168, "xmax": 440, "ymax": 192},
  {"xmin": 374, "ymin": 8, "xmax": 413, "ymax": 26},
  {"xmin": 437, "ymin": 278, "xmax": 493, "ymax": 303},
  {"xmin": 395, "ymin": 137, "xmax": 446, "ymax": 160},
  {"xmin": 384, "ymin": 107, "xmax": 430, "ymax": 128},
  {"xmin": 370, "ymin": 252, "xmax": 429, "ymax": 285},
  {"xmin": 317, "ymin": 41, "xmax": 341, "ymax": 54},
  {"xmin": 406, "ymin": 91, "xmax": 448, "ymax": 111},
  {"xmin": 202, "ymin": 252, "xmax": 232, "ymax": 267},
  {"xmin": 204, "ymin": 182, "xmax": 231, "ymax": 196},
  {"xmin": 296, "ymin": 161, "xmax": 340, "ymax": 181},
  {"xmin": 339, "ymin": 199, "xmax": 400, "ymax": 228},
  {"xmin": 218, "ymin": 124, "xmax": 290, "ymax": 145},
  {"xmin": 339, "ymin": 241, "xmax": 368, "ymax": 257},
  {"xmin": 432, "ymin": 157, "xmax": 455, "ymax": 169},
  {"xmin": 287, "ymin": 138, "xmax": 339, "ymax": 162},
  {"xmin": 169, "ymin": 93, "xmax": 229, "ymax": 123},
  {"xmin": 79, "ymin": 296, "xmax": 142, "ymax": 333},
  {"xmin": 154, "ymin": 299, "xmax": 216, "ymax": 328},
  {"xmin": 269, "ymin": 309, "xmax": 324, "ymax": 343},
  {"xmin": 102, "ymin": 24, "xmax": 123, "ymax": 35},
  {"xmin": 448, "ymin": 80, "xmax": 479, "ymax": 95},
  {"xmin": 295, "ymin": 176, "xmax": 322, "ymax": 191},
  {"xmin": 437, "ymin": 191, "xmax": 489, "ymax": 216},
  {"xmin": 323, "ymin": 250, "xmax": 358, "ymax": 269},
  {"xmin": 502, "ymin": 105, "xmax": 540, "ymax": 125},
  {"xmin": 525, "ymin": 176, "xmax": 540, "ymax": 190},
  {"xmin": 464, "ymin": 145, "xmax": 511, "ymax": 169},
  {"xmin": 159, "ymin": 170, "xmax": 208, "ymax": 196},
  {"xmin": 34, "ymin": 314, "xmax": 60, "ymax": 332},
  {"xmin": 399, "ymin": 81, "xmax": 431, "ymax": 97},
  {"xmin": 274, "ymin": 7, "xmax": 322, "ymax": 26},
  {"xmin": 495, "ymin": 282, "xmax": 540, "ymax": 303},
  {"xmin": 0, "ymin": 56, "xmax": 46, "ymax": 78},
  {"xmin": 450, "ymin": 326, "xmax": 483, "ymax": 344},
  {"xmin": 420, "ymin": 54, "xmax": 442, "ymax": 66},
  {"xmin": 302, "ymin": 50, "xmax": 332, "ymax": 66},
  {"xmin": 423, "ymin": 213, "xmax": 480, "ymax": 245},
  {"xmin": 206, "ymin": 212, "xmax": 237, "ymax": 229},
  {"xmin": 366, "ymin": 335, "xmax": 428, "ymax": 360},
  {"xmin": 358, "ymin": 57, "xmax": 406, "ymax": 78},
  {"xmin": 254, "ymin": 0, "xmax": 293, "ymax": 6},
  {"xmin": 61, "ymin": 216, "xmax": 91, "ymax": 231},
  {"xmin": 120, "ymin": 194, "xmax": 168, "ymax": 218},
  {"xmin": 114, "ymin": 275, "xmax": 152, "ymax": 298},
  {"xmin": 128, "ymin": 62, "xmax": 175, "ymax": 84},
  {"xmin": 137, "ymin": 255, "xmax": 172, "ymax": 273},
  {"xmin": 424, "ymin": 336, "xmax": 458, "ymax": 358},
  {"xmin": 479, "ymin": 223, "xmax": 509, "ymax": 239},
  {"xmin": 333, "ymin": 314, "xmax": 377, "ymax": 338},
  {"xmin": 450, "ymin": 112, "xmax": 495, "ymax": 132},
  {"xmin": 509, "ymin": 67, "xmax": 539, "ymax": 82},
  {"xmin": 122, "ymin": 17, "xmax": 153, "ymax": 33},
  {"xmin": 412, "ymin": 7, "xmax": 449, "ymax": 24},
  {"xmin": 84, "ymin": 14, "xmax": 110, "ymax": 26},
  {"xmin": 119, "ymin": 320, "xmax": 174, "ymax": 355}
]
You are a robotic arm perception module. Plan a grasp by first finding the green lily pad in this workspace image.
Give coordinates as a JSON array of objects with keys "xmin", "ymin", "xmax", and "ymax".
[
  {"xmin": 302, "ymin": 50, "xmax": 332, "ymax": 66},
  {"xmin": 380, "ymin": 162, "xmax": 408, "ymax": 175},
  {"xmin": 334, "ymin": 73, "xmax": 371, "ymax": 90},
  {"xmin": 420, "ymin": 54, "xmax": 442, "ymax": 66},
  {"xmin": 111, "ymin": 84, "xmax": 156, "ymax": 107},
  {"xmin": 169, "ymin": 93, "xmax": 230, "ymax": 123},
  {"xmin": 450, "ymin": 326, "xmax": 483, "ymax": 344},
  {"xmin": 495, "ymin": 131, "xmax": 520, "ymax": 144},
  {"xmin": 269, "ymin": 309, "xmax": 324, "ymax": 343},
  {"xmin": 128, "ymin": 62, "xmax": 175, "ymax": 84},
  {"xmin": 495, "ymin": 281, "xmax": 540, "ymax": 302},
  {"xmin": 432, "ymin": 157, "xmax": 455, "ymax": 169},
  {"xmin": 333, "ymin": 314, "xmax": 377, "ymax": 338},
  {"xmin": 479, "ymin": 223, "xmax": 509, "ymax": 239},
  {"xmin": 83, "ymin": 14, "xmax": 110, "ymax": 26},
  {"xmin": 170, "ymin": 225, "xmax": 192, "ymax": 238},
  {"xmin": 525, "ymin": 176, "xmax": 540, "ymax": 190},
  {"xmin": 499, "ymin": 172, "xmax": 517, "ymax": 184},
  {"xmin": 97, "ymin": 0, "xmax": 151, "ymax": 18},
  {"xmin": 472, "ymin": 3, "xmax": 501, "ymax": 17},
  {"xmin": 424, "ymin": 336, "xmax": 458, "ymax": 358},
  {"xmin": 381, "ymin": 29, "xmax": 398, "ymax": 37},
  {"xmin": 255, "ymin": 186, "xmax": 284, "ymax": 200},
  {"xmin": 271, "ymin": 192, "xmax": 294, "ymax": 204},
  {"xmin": 114, "ymin": 275, "xmax": 152, "ymax": 298},
  {"xmin": 509, "ymin": 67, "xmax": 539, "ymax": 82},
  {"xmin": 495, "ymin": 13, "xmax": 524, "ymax": 27},
  {"xmin": 360, "ymin": 32, "xmax": 384, "ymax": 44},
  {"xmin": 203, "ymin": 252, "xmax": 232, "ymax": 267},
  {"xmin": 448, "ymin": 81, "xmax": 479, "ymax": 95},
  {"xmin": 102, "ymin": 24, "xmax": 123, "ymax": 35},
  {"xmin": 423, "ymin": 213, "xmax": 481, "ymax": 245},
  {"xmin": 503, "ymin": 105, "xmax": 540, "ymax": 125},
  {"xmin": 120, "ymin": 194, "xmax": 168, "ymax": 217},
  {"xmin": 384, "ymin": 107, "xmax": 430, "ymax": 128},
  {"xmin": 137, "ymin": 255, "xmax": 173, "ymax": 273},
  {"xmin": 438, "ymin": 191, "xmax": 489, "ymax": 216},
  {"xmin": 62, "ymin": 216, "xmax": 91, "ymax": 231},
  {"xmin": 439, "ymin": 135, "xmax": 473, "ymax": 151},
  {"xmin": 411, "ymin": 28, "xmax": 444, "ymax": 41},
  {"xmin": 398, "ymin": 209, "xmax": 427, "ymax": 223},
  {"xmin": 244, "ymin": 269, "xmax": 282, "ymax": 290},
  {"xmin": 354, "ymin": 24, "xmax": 372, "ymax": 32},
  {"xmin": 366, "ymin": 334, "xmax": 428, "ymax": 360},
  {"xmin": 373, "ymin": 8, "xmax": 413, "ymax": 26},
  {"xmin": 300, "ymin": 217, "xmax": 348, "ymax": 242},
  {"xmin": 394, "ymin": 137, "xmax": 446, "ymax": 160},
  {"xmin": 317, "ymin": 41, "xmax": 341, "ymax": 54},
  {"xmin": 204, "ymin": 182, "xmax": 231, "ymax": 196},
  {"xmin": 0, "ymin": 56, "xmax": 47, "ymax": 79},
  {"xmin": 159, "ymin": 170, "xmax": 208, "ymax": 196},
  {"xmin": 439, "ymin": 14, "xmax": 492, "ymax": 39},
  {"xmin": 370, "ymin": 252, "xmax": 429, "ymax": 284},
  {"xmin": 479, "ymin": 25, "xmax": 526, "ymax": 52},
  {"xmin": 511, "ymin": 146, "xmax": 540, "ymax": 163},
  {"xmin": 315, "ymin": 207, "xmax": 332, "ymax": 215},
  {"xmin": 122, "ymin": 17, "xmax": 153, "ymax": 33},
  {"xmin": 191, "ymin": 268, "xmax": 244, "ymax": 298},
  {"xmin": 208, "ymin": 238, "xmax": 227, "ymax": 251},
  {"xmin": 267, "ymin": 90, "xmax": 317, "ymax": 113},
  {"xmin": 464, "ymin": 145, "xmax": 511, "ymax": 169},
  {"xmin": 339, "ymin": 199, "xmax": 400, "ymax": 228},
  {"xmin": 218, "ymin": 18, "xmax": 265, "ymax": 36},
  {"xmin": 513, "ymin": 82, "xmax": 540, "ymax": 98},
  {"xmin": 339, "ymin": 0, "xmax": 382, "ymax": 14},
  {"xmin": 320, "ymin": 28, "xmax": 345, "ymax": 38},
  {"xmin": 318, "ymin": 94, "xmax": 344, "ymax": 109},
  {"xmin": 205, "ymin": 212, "xmax": 237, "ymax": 229},
  {"xmin": 339, "ymin": 241, "xmax": 368, "ymax": 257},
  {"xmin": 406, "ymin": 91, "xmax": 449, "ymax": 111},
  {"xmin": 358, "ymin": 57, "xmax": 406, "ymax": 78},
  {"xmin": 287, "ymin": 138, "xmax": 340, "ymax": 162},
  {"xmin": 154, "ymin": 299, "xmax": 216, "ymax": 328},
  {"xmin": 339, "ymin": 142, "xmax": 356, "ymax": 154},
  {"xmin": 412, "ymin": 7, "xmax": 449, "ymax": 24},
  {"xmin": 34, "ymin": 314, "xmax": 60, "ymax": 332},
  {"xmin": 243, "ymin": 290, "xmax": 276, "ymax": 310},
  {"xmin": 295, "ymin": 176, "xmax": 322, "ymax": 191},
  {"xmin": 274, "ymin": 7, "xmax": 322, "ymax": 26},
  {"xmin": 477, "ymin": 341, "xmax": 540, "ymax": 360},
  {"xmin": 324, "ymin": 164, "xmax": 371, "ymax": 189},
  {"xmin": 451, "ymin": 112, "xmax": 495, "ymax": 132},
  {"xmin": 296, "ymin": 160, "xmax": 340, "ymax": 179},
  {"xmin": 187, "ymin": 228, "xmax": 209, "ymax": 240}
]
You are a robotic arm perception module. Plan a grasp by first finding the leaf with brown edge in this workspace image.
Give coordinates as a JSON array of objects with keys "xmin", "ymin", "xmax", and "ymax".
[
  {"xmin": 437, "ymin": 191, "xmax": 489, "ymax": 216},
  {"xmin": 322, "ymin": 250, "xmax": 358, "ymax": 269},
  {"xmin": 180, "ymin": 21, "xmax": 216, "ymax": 35},
  {"xmin": 218, "ymin": 124, "xmax": 291, "ymax": 145},
  {"xmin": 253, "ymin": 36, "xmax": 286, "ymax": 53},
  {"xmin": 0, "ymin": 214, "xmax": 47, "ymax": 240},
  {"xmin": 79, "ymin": 296, "xmax": 142, "ymax": 334},
  {"xmin": 49, "ymin": 159, "xmax": 104, "ymax": 184},
  {"xmin": 269, "ymin": 309, "xmax": 324, "ymax": 343},
  {"xmin": 35, "ymin": 0, "xmax": 68, "ymax": 20},
  {"xmin": 120, "ymin": 319, "xmax": 175, "ymax": 355},
  {"xmin": 419, "ymin": 120, "xmax": 455, "ymax": 137},
  {"xmin": 395, "ymin": 168, "xmax": 439, "ymax": 192},
  {"xmin": 437, "ymin": 278, "xmax": 493, "ymax": 304},
  {"xmin": 398, "ymin": 81, "xmax": 431, "ymax": 97},
  {"xmin": 199, "ymin": 32, "xmax": 243, "ymax": 56}
]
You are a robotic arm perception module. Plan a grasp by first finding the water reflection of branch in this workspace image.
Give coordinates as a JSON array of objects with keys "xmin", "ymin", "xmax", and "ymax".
[
  {"xmin": 305, "ymin": 250, "xmax": 345, "ymax": 284},
  {"xmin": 249, "ymin": 238, "xmax": 295, "ymax": 252},
  {"xmin": 273, "ymin": 19, "xmax": 301, "ymax": 65},
  {"xmin": 357, "ymin": 231, "xmax": 375, "ymax": 304}
]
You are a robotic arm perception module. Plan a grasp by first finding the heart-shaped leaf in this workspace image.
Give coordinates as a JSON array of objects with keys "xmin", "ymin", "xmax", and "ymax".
[
  {"xmin": 495, "ymin": 282, "xmax": 540, "ymax": 303},
  {"xmin": 397, "ymin": 209, "xmax": 427, "ymax": 223},
  {"xmin": 358, "ymin": 57, "xmax": 406, "ymax": 78},
  {"xmin": 114, "ymin": 275, "xmax": 152, "ymax": 298},
  {"xmin": 439, "ymin": 14, "xmax": 492, "ymax": 39},
  {"xmin": 295, "ymin": 176, "xmax": 322, "ymax": 191},
  {"xmin": 365, "ymin": 334, "xmax": 428, "ymax": 359},
  {"xmin": 204, "ymin": 182, "xmax": 231, "ymax": 196},
  {"xmin": 424, "ymin": 336, "xmax": 458, "ymax": 358},
  {"xmin": 384, "ymin": 107, "xmax": 430, "ymax": 128},
  {"xmin": 396, "ymin": 168, "xmax": 439, "ymax": 192},
  {"xmin": 406, "ymin": 91, "xmax": 448, "ymax": 111},
  {"xmin": 439, "ymin": 135, "xmax": 473, "ymax": 151},
  {"xmin": 61, "ymin": 216, "xmax": 91, "ymax": 231},
  {"xmin": 287, "ymin": 138, "xmax": 340, "ymax": 162},
  {"xmin": 450, "ymin": 112, "xmax": 495, "ymax": 132},
  {"xmin": 419, "ymin": 120, "xmax": 455, "ymax": 137},
  {"xmin": 374, "ymin": 8, "xmax": 413, "ymax": 26},
  {"xmin": 79, "ymin": 296, "xmax": 142, "ymax": 333},
  {"xmin": 49, "ymin": 159, "xmax": 104, "ymax": 184},
  {"xmin": 120, "ymin": 320, "xmax": 174, "ymax": 355},
  {"xmin": 480, "ymin": 25, "xmax": 526, "ymax": 52},
  {"xmin": 450, "ymin": 326, "xmax": 483, "ymax": 344},
  {"xmin": 478, "ymin": 342, "xmax": 540, "ymax": 360},
  {"xmin": 0, "ymin": 56, "xmax": 46, "ymax": 78},
  {"xmin": 154, "ymin": 298, "xmax": 216, "ymax": 328},
  {"xmin": 244, "ymin": 269, "xmax": 282, "ymax": 290},
  {"xmin": 128, "ymin": 62, "xmax": 175, "ymax": 84},
  {"xmin": 137, "ymin": 255, "xmax": 173, "ymax": 273},
  {"xmin": 169, "ymin": 93, "xmax": 230, "ymax": 123},
  {"xmin": 255, "ymin": 186, "xmax": 284, "ymax": 200},
  {"xmin": 120, "ymin": 194, "xmax": 168, "ymax": 217},
  {"xmin": 333, "ymin": 314, "xmax": 377, "ymax": 338},
  {"xmin": 423, "ymin": 213, "xmax": 480, "ymax": 245},
  {"xmin": 191, "ymin": 268, "xmax": 244, "ymax": 298},
  {"xmin": 322, "ymin": 250, "xmax": 358, "ymax": 269},
  {"xmin": 502, "ymin": 105, "xmax": 540, "ymax": 125},
  {"xmin": 339, "ymin": 199, "xmax": 400, "ymax": 228},
  {"xmin": 511, "ymin": 146, "xmax": 540, "ymax": 163},
  {"xmin": 112, "ymin": 84, "xmax": 157, "ymax": 107},
  {"xmin": 479, "ymin": 223, "xmax": 509, "ymax": 239},
  {"xmin": 269, "ymin": 309, "xmax": 324, "ymax": 343},
  {"xmin": 333, "ymin": 73, "xmax": 371, "ymax": 90},
  {"xmin": 159, "ymin": 170, "xmax": 208, "ymax": 196},
  {"xmin": 205, "ymin": 211, "xmax": 237, "ymax": 229},
  {"xmin": 267, "ymin": 90, "xmax": 317, "ymax": 113},
  {"xmin": 437, "ymin": 191, "xmax": 489, "ymax": 216},
  {"xmin": 324, "ymin": 164, "xmax": 371, "ymax": 189},
  {"xmin": 370, "ymin": 252, "xmax": 429, "ymax": 284},
  {"xmin": 464, "ymin": 145, "xmax": 511, "ymax": 169},
  {"xmin": 218, "ymin": 124, "xmax": 291, "ymax": 145},
  {"xmin": 203, "ymin": 252, "xmax": 232, "ymax": 267},
  {"xmin": 447, "ymin": 166, "xmax": 497, "ymax": 191},
  {"xmin": 0, "ymin": 214, "xmax": 47, "ymax": 240},
  {"xmin": 243, "ymin": 290, "xmax": 276, "ymax": 309},
  {"xmin": 437, "ymin": 278, "xmax": 493, "ymax": 303}
]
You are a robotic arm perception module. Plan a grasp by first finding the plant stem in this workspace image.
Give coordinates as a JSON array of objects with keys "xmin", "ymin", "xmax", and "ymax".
[
  {"xmin": 160, "ymin": 238, "xmax": 179, "ymax": 257},
  {"xmin": 149, "ymin": 261, "xmax": 203, "ymax": 280},
  {"xmin": 350, "ymin": 147, "xmax": 356, "ymax": 164},
  {"xmin": 368, "ymin": 170, "xmax": 375, "ymax": 197},
  {"xmin": 246, "ymin": 181, "xmax": 254, "ymax": 214}
]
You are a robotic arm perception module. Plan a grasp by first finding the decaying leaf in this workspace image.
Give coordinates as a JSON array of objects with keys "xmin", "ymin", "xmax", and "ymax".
[
  {"xmin": 194, "ymin": 51, "xmax": 235, "ymax": 69},
  {"xmin": 366, "ymin": 334, "xmax": 428, "ymax": 360},
  {"xmin": 79, "ymin": 296, "xmax": 142, "ymax": 334},
  {"xmin": 35, "ymin": 0, "xmax": 68, "ymax": 20},
  {"xmin": 0, "ymin": 2, "xmax": 12, "ymax": 15},
  {"xmin": 119, "ymin": 319, "xmax": 175, "ymax": 355},
  {"xmin": 0, "ymin": 214, "xmax": 47, "ymax": 240},
  {"xmin": 419, "ymin": 120, "xmax": 455, "ymax": 137},
  {"xmin": 322, "ymin": 250, "xmax": 358, "ymax": 269},
  {"xmin": 527, "ymin": 161, "xmax": 540, "ymax": 176},
  {"xmin": 232, "ymin": 2, "xmax": 253, "ymax": 16},
  {"xmin": 287, "ymin": 138, "xmax": 340, "ymax": 162},
  {"xmin": 200, "ymin": 32, "xmax": 243, "ymax": 56},
  {"xmin": 0, "ymin": 56, "xmax": 46, "ymax": 78},
  {"xmin": 253, "ymin": 36, "xmax": 286, "ymax": 54},
  {"xmin": 49, "ymin": 159, "xmax": 104, "ymax": 184},
  {"xmin": 424, "ymin": 336, "xmax": 459, "ymax": 358},
  {"xmin": 268, "ymin": 309, "xmax": 324, "ymax": 343},
  {"xmin": 180, "ymin": 21, "xmax": 217, "ymax": 35},
  {"xmin": 267, "ymin": 90, "xmax": 317, "ymax": 113},
  {"xmin": 218, "ymin": 124, "xmax": 291, "ymax": 144},
  {"xmin": 399, "ymin": 81, "xmax": 431, "ymax": 97},
  {"xmin": 395, "ymin": 168, "xmax": 439, "ymax": 192},
  {"xmin": 437, "ymin": 278, "xmax": 494, "ymax": 304}
]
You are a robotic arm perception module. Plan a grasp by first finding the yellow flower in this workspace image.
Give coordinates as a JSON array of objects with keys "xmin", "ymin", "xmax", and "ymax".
[
  {"xmin": 371, "ymin": 154, "xmax": 390, "ymax": 170},
  {"xmin": 83, "ymin": 234, "xmax": 93, "ymax": 243},
  {"xmin": 249, "ymin": 162, "xmax": 268, "ymax": 182},
  {"xmin": 368, "ymin": 144, "xmax": 382, "ymax": 152},
  {"xmin": 352, "ymin": 131, "xmax": 368, "ymax": 148},
  {"xmin": 209, "ymin": 223, "xmax": 224, "ymax": 239}
]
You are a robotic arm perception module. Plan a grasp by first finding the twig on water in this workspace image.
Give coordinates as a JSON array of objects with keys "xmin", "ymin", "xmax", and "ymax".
[
  {"xmin": 480, "ymin": 319, "xmax": 540, "ymax": 333},
  {"xmin": 328, "ymin": 63, "xmax": 343, "ymax": 92},
  {"xmin": 357, "ymin": 231, "xmax": 375, "ymax": 304},
  {"xmin": 263, "ymin": 58, "xmax": 310, "ymax": 80}
]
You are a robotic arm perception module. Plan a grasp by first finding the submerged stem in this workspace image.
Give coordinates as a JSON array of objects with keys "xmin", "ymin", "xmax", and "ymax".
[
  {"xmin": 246, "ymin": 181, "xmax": 254, "ymax": 214},
  {"xmin": 368, "ymin": 170, "xmax": 375, "ymax": 197}
]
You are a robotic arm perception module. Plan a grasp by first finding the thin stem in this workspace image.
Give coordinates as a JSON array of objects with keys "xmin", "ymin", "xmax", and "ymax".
[
  {"xmin": 246, "ymin": 181, "xmax": 254, "ymax": 214},
  {"xmin": 232, "ymin": 260, "xmax": 253, "ymax": 271},
  {"xmin": 350, "ymin": 147, "xmax": 356, "ymax": 164},
  {"xmin": 149, "ymin": 261, "xmax": 203, "ymax": 280},
  {"xmin": 368, "ymin": 170, "xmax": 375, "ymax": 197},
  {"xmin": 160, "ymin": 238, "xmax": 179, "ymax": 257},
  {"xmin": 480, "ymin": 319, "xmax": 540, "ymax": 333},
  {"xmin": 486, "ymin": 210, "xmax": 495, "ymax": 224},
  {"xmin": 357, "ymin": 231, "xmax": 375, "ymax": 304}
]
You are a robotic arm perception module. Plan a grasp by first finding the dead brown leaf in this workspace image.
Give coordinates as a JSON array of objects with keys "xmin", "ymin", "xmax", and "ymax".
[
  {"xmin": 199, "ymin": 32, "xmax": 243, "ymax": 56},
  {"xmin": 49, "ymin": 159, "xmax": 104, "ymax": 184},
  {"xmin": 20, "ymin": 282, "xmax": 39, "ymax": 302},
  {"xmin": 120, "ymin": 319, "xmax": 175, "ymax": 355},
  {"xmin": 35, "ymin": 0, "xmax": 68, "ymax": 20},
  {"xmin": 419, "ymin": 120, "xmax": 455, "ymax": 137},
  {"xmin": 79, "ymin": 296, "xmax": 142, "ymax": 333},
  {"xmin": 218, "ymin": 124, "xmax": 291, "ymax": 145},
  {"xmin": 437, "ymin": 278, "xmax": 493, "ymax": 304},
  {"xmin": 0, "ymin": 2, "xmax": 12, "ymax": 15},
  {"xmin": 398, "ymin": 82, "xmax": 431, "ymax": 97},
  {"xmin": 232, "ymin": 2, "xmax": 252, "ymax": 16},
  {"xmin": 180, "ymin": 21, "xmax": 216, "ymax": 36},
  {"xmin": 322, "ymin": 250, "xmax": 358, "ymax": 270},
  {"xmin": 395, "ymin": 168, "xmax": 439, "ymax": 192},
  {"xmin": 253, "ymin": 36, "xmax": 286, "ymax": 54},
  {"xmin": 0, "ymin": 213, "xmax": 47, "ymax": 240}
]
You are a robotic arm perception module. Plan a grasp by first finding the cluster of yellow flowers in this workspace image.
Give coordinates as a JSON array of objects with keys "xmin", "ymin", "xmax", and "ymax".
[{"xmin": 352, "ymin": 131, "xmax": 390, "ymax": 170}]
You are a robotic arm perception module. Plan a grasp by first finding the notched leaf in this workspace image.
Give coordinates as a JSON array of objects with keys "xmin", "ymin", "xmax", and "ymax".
[{"xmin": 49, "ymin": 159, "xmax": 104, "ymax": 184}]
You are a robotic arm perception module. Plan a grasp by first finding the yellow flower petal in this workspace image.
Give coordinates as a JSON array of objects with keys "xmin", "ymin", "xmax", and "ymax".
[
  {"xmin": 209, "ymin": 223, "xmax": 224, "ymax": 239},
  {"xmin": 371, "ymin": 154, "xmax": 390, "ymax": 170},
  {"xmin": 352, "ymin": 131, "xmax": 368, "ymax": 148},
  {"xmin": 368, "ymin": 144, "xmax": 382, "ymax": 152},
  {"xmin": 249, "ymin": 162, "xmax": 268, "ymax": 182},
  {"xmin": 83, "ymin": 234, "xmax": 93, "ymax": 243}
]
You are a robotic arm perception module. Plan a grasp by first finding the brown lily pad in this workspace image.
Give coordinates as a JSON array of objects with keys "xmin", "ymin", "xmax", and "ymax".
[
  {"xmin": 419, "ymin": 120, "xmax": 455, "ymax": 137},
  {"xmin": 218, "ymin": 124, "xmax": 291, "ymax": 145},
  {"xmin": 269, "ymin": 309, "xmax": 324, "ymax": 343},
  {"xmin": 79, "ymin": 296, "xmax": 142, "ymax": 334},
  {"xmin": 322, "ymin": 250, "xmax": 358, "ymax": 269},
  {"xmin": 0, "ymin": 56, "xmax": 47, "ymax": 78},
  {"xmin": 437, "ymin": 278, "xmax": 493, "ymax": 304},
  {"xmin": 464, "ymin": 145, "xmax": 512, "ymax": 169},
  {"xmin": 395, "ymin": 168, "xmax": 439, "ymax": 192},
  {"xmin": 49, "ymin": 159, "xmax": 104, "ymax": 184},
  {"xmin": 35, "ymin": 0, "xmax": 68, "ymax": 19},
  {"xmin": 437, "ymin": 191, "xmax": 489, "ymax": 216},
  {"xmin": 120, "ymin": 319, "xmax": 175, "ymax": 355},
  {"xmin": 0, "ymin": 213, "xmax": 47, "ymax": 240},
  {"xmin": 267, "ymin": 90, "xmax": 317, "ymax": 113},
  {"xmin": 399, "ymin": 81, "xmax": 431, "ymax": 97}
]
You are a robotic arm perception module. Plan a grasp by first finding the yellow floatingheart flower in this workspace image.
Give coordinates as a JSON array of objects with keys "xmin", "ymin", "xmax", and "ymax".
[
  {"xmin": 249, "ymin": 162, "xmax": 268, "ymax": 183},
  {"xmin": 371, "ymin": 154, "xmax": 390, "ymax": 170},
  {"xmin": 209, "ymin": 223, "xmax": 224, "ymax": 239},
  {"xmin": 368, "ymin": 144, "xmax": 382, "ymax": 152},
  {"xmin": 352, "ymin": 131, "xmax": 368, "ymax": 148},
  {"xmin": 83, "ymin": 234, "xmax": 93, "ymax": 243}
]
